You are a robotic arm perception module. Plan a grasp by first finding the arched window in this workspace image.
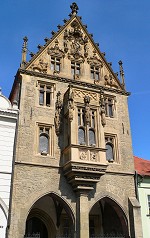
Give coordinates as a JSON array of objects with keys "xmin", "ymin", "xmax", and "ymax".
[
  {"xmin": 78, "ymin": 127, "xmax": 85, "ymax": 145},
  {"xmin": 89, "ymin": 129, "xmax": 95, "ymax": 146},
  {"xmin": 39, "ymin": 134, "xmax": 49, "ymax": 155},
  {"xmin": 106, "ymin": 143, "xmax": 114, "ymax": 161}
]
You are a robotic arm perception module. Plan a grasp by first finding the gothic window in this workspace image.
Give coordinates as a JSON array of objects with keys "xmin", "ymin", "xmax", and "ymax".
[
  {"xmin": 51, "ymin": 57, "xmax": 60, "ymax": 72},
  {"xmin": 105, "ymin": 135, "xmax": 118, "ymax": 162},
  {"xmin": 104, "ymin": 96, "xmax": 115, "ymax": 117},
  {"xmin": 71, "ymin": 61, "xmax": 80, "ymax": 76},
  {"xmin": 38, "ymin": 83, "xmax": 52, "ymax": 107},
  {"xmin": 78, "ymin": 108, "xmax": 96, "ymax": 146},
  {"xmin": 38, "ymin": 124, "xmax": 53, "ymax": 156},
  {"xmin": 90, "ymin": 66, "xmax": 99, "ymax": 80}
]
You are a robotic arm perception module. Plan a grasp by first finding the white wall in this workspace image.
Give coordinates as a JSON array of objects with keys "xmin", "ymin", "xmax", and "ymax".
[
  {"xmin": 0, "ymin": 91, "xmax": 18, "ymax": 238},
  {"xmin": 138, "ymin": 182, "xmax": 150, "ymax": 238}
]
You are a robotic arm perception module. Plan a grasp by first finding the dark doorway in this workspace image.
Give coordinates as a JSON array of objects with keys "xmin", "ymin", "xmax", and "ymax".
[{"xmin": 25, "ymin": 217, "xmax": 48, "ymax": 238}]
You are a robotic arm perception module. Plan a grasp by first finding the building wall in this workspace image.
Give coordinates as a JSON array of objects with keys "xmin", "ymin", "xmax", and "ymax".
[
  {"xmin": 0, "ymin": 91, "xmax": 18, "ymax": 238},
  {"xmin": 138, "ymin": 178, "xmax": 150, "ymax": 238}
]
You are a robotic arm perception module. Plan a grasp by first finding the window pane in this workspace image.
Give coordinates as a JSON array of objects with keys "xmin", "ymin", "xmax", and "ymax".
[
  {"xmin": 39, "ymin": 135, "xmax": 49, "ymax": 154},
  {"xmin": 89, "ymin": 129, "xmax": 95, "ymax": 145},
  {"xmin": 56, "ymin": 63, "xmax": 60, "ymax": 71},
  {"xmin": 78, "ymin": 128, "xmax": 85, "ymax": 145},
  {"xmin": 108, "ymin": 104, "xmax": 113, "ymax": 117},
  {"xmin": 91, "ymin": 71, "xmax": 94, "ymax": 79},
  {"xmin": 71, "ymin": 67, "xmax": 74, "ymax": 75},
  {"xmin": 39, "ymin": 91, "xmax": 44, "ymax": 105},
  {"xmin": 51, "ymin": 62, "xmax": 54, "ymax": 71},
  {"xmin": 46, "ymin": 92, "xmax": 50, "ymax": 106},
  {"xmin": 95, "ymin": 72, "xmax": 99, "ymax": 80},
  {"xmin": 106, "ymin": 143, "xmax": 114, "ymax": 161}
]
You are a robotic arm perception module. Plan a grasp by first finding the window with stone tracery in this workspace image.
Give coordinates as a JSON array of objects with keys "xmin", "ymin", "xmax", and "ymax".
[
  {"xmin": 90, "ymin": 66, "xmax": 100, "ymax": 80},
  {"xmin": 78, "ymin": 108, "xmax": 96, "ymax": 146},
  {"xmin": 71, "ymin": 61, "xmax": 80, "ymax": 76},
  {"xmin": 51, "ymin": 57, "xmax": 60, "ymax": 72},
  {"xmin": 105, "ymin": 134, "xmax": 118, "ymax": 163},
  {"xmin": 104, "ymin": 96, "xmax": 115, "ymax": 118},
  {"xmin": 38, "ymin": 82, "xmax": 54, "ymax": 107},
  {"xmin": 37, "ymin": 124, "xmax": 53, "ymax": 156}
]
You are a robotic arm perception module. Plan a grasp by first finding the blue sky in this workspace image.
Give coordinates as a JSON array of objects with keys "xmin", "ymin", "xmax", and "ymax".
[{"xmin": 0, "ymin": 0, "xmax": 150, "ymax": 160}]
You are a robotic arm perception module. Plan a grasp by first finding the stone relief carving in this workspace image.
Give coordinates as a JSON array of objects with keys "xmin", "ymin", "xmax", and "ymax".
[
  {"xmin": 87, "ymin": 50, "xmax": 103, "ymax": 68},
  {"xmin": 79, "ymin": 150, "xmax": 88, "ymax": 160},
  {"xmin": 47, "ymin": 39, "xmax": 64, "ymax": 58},
  {"xmin": 74, "ymin": 89, "xmax": 97, "ymax": 101},
  {"xmin": 90, "ymin": 151, "xmax": 98, "ymax": 162},
  {"xmin": 64, "ymin": 20, "xmax": 89, "ymax": 62},
  {"xmin": 104, "ymin": 74, "xmax": 118, "ymax": 88},
  {"xmin": 55, "ymin": 91, "xmax": 63, "ymax": 135},
  {"xmin": 99, "ymin": 90, "xmax": 106, "ymax": 127},
  {"xmin": 30, "ymin": 57, "xmax": 48, "ymax": 73}
]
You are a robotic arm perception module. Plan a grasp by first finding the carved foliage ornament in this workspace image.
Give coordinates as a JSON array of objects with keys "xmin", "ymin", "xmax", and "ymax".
[
  {"xmin": 64, "ymin": 20, "xmax": 89, "ymax": 61},
  {"xmin": 104, "ymin": 74, "xmax": 118, "ymax": 88},
  {"xmin": 47, "ymin": 39, "xmax": 64, "ymax": 58},
  {"xmin": 87, "ymin": 50, "xmax": 103, "ymax": 68},
  {"xmin": 30, "ymin": 57, "xmax": 48, "ymax": 73}
]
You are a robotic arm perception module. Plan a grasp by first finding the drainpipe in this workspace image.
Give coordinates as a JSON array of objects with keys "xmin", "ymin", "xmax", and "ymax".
[{"xmin": 134, "ymin": 171, "xmax": 139, "ymax": 201}]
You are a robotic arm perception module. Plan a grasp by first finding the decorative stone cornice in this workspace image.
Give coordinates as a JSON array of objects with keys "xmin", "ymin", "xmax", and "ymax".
[
  {"xmin": 18, "ymin": 69, "xmax": 130, "ymax": 96},
  {"xmin": 0, "ymin": 109, "xmax": 18, "ymax": 119}
]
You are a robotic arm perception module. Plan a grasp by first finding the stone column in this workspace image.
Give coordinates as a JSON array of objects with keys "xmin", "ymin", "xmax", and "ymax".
[
  {"xmin": 76, "ymin": 192, "xmax": 89, "ymax": 238},
  {"xmin": 129, "ymin": 197, "xmax": 143, "ymax": 238}
]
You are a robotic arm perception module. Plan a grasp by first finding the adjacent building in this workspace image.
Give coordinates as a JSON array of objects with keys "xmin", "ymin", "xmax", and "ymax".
[
  {"xmin": 7, "ymin": 3, "xmax": 143, "ymax": 238},
  {"xmin": 134, "ymin": 156, "xmax": 150, "ymax": 238},
  {"xmin": 0, "ymin": 89, "xmax": 18, "ymax": 238}
]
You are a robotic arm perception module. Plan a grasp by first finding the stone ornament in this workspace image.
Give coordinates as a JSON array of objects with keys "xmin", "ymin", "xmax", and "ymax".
[
  {"xmin": 79, "ymin": 151, "xmax": 88, "ymax": 160},
  {"xmin": 84, "ymin": 95, "xmax": 90, "ymax": 125},
  {"xmin": 55, "ymin": 91, "xmax": 63, "ymax": 135},
  {"xmin": 67, "ymin": 86, "xmax": 74, "ymax": 121},
  {"xmin": 47, "ymin": 39, "xmax": 64, "ymax": 58},
  {"xmin": 30, "ymin": 57, "xmax": 48, "ymax": 73},
  {"xmin": 99, "ymin": 89, "xmax": 106, "ymax": 127},
  {"xmin": 90, "ymin": 151, "xmax": 98, "ymax": 162}
]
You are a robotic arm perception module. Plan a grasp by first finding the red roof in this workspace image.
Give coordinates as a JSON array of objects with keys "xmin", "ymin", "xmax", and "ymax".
[{"xmin": 134, "ymin": 156, "xmax": 150, "ymax": 176}]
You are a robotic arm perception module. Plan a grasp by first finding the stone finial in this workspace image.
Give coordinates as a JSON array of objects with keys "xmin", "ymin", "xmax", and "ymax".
[
  {"xmin": 118, "ymin": 60, "xmax": 125, "ymax": 89},
  {"xmin": 70, "ymin": 2, "xmax": 79, "ymax": 16},
  {"xmin": 21, "ymin": 36, "xmax": 28, "ymax": 67}
]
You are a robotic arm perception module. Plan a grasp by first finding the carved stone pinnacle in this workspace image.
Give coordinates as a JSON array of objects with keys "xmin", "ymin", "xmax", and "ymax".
[{"xmin": 70, "ymin": 2, "xmax": 79, "ymax": 16}]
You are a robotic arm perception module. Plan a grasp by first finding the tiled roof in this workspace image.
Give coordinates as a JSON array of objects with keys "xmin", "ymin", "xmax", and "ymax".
[{"xmin": 134, "ymin": 156, "xmax": 150, "ymax": 176}]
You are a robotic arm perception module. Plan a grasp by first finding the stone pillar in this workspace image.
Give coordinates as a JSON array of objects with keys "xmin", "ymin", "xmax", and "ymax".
[
  {"xmin": 76, "ymin": 192, "xmax": 89, "ymax": 238},
  {"xmin": 129, "ymin": 197, "xmax": 143, "ymax": 238}
]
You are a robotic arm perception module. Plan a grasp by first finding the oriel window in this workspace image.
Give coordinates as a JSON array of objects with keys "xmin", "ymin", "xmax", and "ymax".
[
  {"xmin": 78, "ymin": 108, "xmax": 96, "ymax": 146},
  {"xmin": 51, "ymin": 57, "xmax": 60, "ymax": 72}
]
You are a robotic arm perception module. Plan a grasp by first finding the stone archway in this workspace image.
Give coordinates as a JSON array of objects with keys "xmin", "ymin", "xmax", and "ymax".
[
  {"xmin": 24, "ymin": 193, "xmax": 75, "ymax": 238},
  {"xmin": 89, "ymin": 197, "xmax": 129, "ymax": 238}
]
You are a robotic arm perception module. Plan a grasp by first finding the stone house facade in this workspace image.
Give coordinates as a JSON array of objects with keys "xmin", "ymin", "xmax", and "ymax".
[
  {"xmin": 0, "ymin": 89, "xmax": 18, "ymax": 238},
  {"xmin": 7, "ymin": 3, "xmax": 142, "ymax": 238},
  {"xmin": 134, "ymin": 156, "xmax": 150, "ymax": 238}
]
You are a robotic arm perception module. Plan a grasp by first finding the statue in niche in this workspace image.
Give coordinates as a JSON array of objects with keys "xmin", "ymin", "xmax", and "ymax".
[
  {"xmin": 99, "ymin": 90, "xmax": 106, "ymax": 126},
  {"xmin": 55, "ymin": 91, "xmax": 62, "ymax": 135},
  {"xmin": 84, "ymin": 95, "xmax": 90, "ymax": 125},
  {"xmin": 68, "ymin": 87, "xmax": 74, "ymax": 121}
]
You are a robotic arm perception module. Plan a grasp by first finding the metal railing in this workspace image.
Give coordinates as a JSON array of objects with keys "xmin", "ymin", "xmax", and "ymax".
[
  {"xmin": 24, "ymin": 233, "xmax": 40, "ymax": 238},
  {"xmin": 90, "ymin": 234, "xmax": 125, "ymax": 238}
]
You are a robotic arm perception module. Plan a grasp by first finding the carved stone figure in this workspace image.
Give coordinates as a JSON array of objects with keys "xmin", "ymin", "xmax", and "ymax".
[
  {"xmin": 99, "ymin": 90, "xmax": 106, "ymax": 126},
  {"xmin": 68, "ymin": 87, "xmax": 74, "ymax": 121},
  {"xmin": 84, "ymin": 95, "xmax": 90, "ymax": 125},
  {"xmin": 55, "ymin": 91, "xmax": 62, "ymax": 135}
]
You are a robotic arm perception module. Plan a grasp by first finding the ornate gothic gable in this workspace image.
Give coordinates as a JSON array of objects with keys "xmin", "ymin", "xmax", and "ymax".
[{"xmin": 22, "ymin": 3, "xmax": 124, "ymax": 91}]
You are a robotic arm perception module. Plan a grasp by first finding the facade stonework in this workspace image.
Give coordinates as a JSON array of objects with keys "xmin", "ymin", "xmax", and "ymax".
[{"xmin": 8, "ymin": 3, "xmax": 142, "ymax": 238}]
